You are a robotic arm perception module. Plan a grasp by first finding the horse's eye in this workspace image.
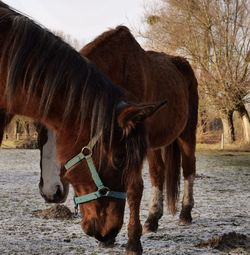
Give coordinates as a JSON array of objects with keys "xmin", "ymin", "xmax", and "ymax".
[{"xmin": 112, "ymin": 150, "xmax": 125, "ymax": 169}]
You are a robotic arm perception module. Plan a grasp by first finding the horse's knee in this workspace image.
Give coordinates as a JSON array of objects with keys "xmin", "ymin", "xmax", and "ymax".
[{"xmin": 182, "ymin": 155, "xmax": 196, "ymax": 178}]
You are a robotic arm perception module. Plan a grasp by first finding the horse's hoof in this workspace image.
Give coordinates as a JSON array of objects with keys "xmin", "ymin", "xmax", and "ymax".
[
  {"xmin": 178, "ymin": 218, "xmax": 192, "ymax": 226},
  {"xmin": 142, "ymin": 218, "xmax": 158, "ymax": 234},
  {"xmin": 142, "ymin": 222, "xmax": 158, "ymax": 234},
  {"xmin": 126, "ymin": 251, "xmax": 142, "ymax": 255},
  {"xmin": 179, "ymin": 207, "xmax": 192, "ymax": 226},
  {"xmin": 126, "ymin": 241, "xmax": 142, "ymax": 255},
  {"xmin": 98, "ymin": 238, "xmax": 115, "ymax": 248}
]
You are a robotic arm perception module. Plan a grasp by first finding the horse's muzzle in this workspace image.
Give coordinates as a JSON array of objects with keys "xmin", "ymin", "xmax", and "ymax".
[{"xmin": 83, "ymin": 218, "xmax": 119, "ymax": 243}]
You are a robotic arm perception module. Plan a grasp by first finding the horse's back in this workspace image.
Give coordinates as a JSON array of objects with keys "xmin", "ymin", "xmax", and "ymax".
[{"xmin": 146, "ymin": 51, "xmax": 193, "ymax": 90}]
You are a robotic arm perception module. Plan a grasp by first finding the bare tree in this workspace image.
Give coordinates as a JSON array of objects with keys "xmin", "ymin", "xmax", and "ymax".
[{"xmin": 143, "ymin": 0, "xmax": 250, "ymax": 144}]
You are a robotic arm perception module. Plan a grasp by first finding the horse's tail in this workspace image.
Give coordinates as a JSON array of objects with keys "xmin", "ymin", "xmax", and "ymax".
[
  {"xmin": 164, "ymin": 139, "xmax": 181, "ymax": 215},
  {"xmin": 187, "ymin": 65, "xmax": 199, "ymax": 143}
]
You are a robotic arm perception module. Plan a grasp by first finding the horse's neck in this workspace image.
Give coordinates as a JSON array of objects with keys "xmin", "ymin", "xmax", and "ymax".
[
  {"xmin": 15, "ymin": 93, "xmax": 86, "ymax": 160},
  {"xmin": 6, "ymin": 97, "xmax": 58, "ymax": 132},
  {"xmin": 82, "ymin": 46, "xmax": 124, "ymax": 86},
  {"xmin": 82, "ymin": 40, "xmax": 146, "ymax": 101}
]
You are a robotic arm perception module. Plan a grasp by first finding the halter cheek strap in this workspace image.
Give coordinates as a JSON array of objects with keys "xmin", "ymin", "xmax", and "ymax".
[{"xmin": 64, "ymin": 132, "xmax": 127, "ymax": 205}]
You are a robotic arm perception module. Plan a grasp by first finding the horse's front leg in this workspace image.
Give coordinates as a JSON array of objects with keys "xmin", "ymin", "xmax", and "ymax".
[{"xmin": 126, "ymin": 176, "xmax": 143, "ymax": 255}]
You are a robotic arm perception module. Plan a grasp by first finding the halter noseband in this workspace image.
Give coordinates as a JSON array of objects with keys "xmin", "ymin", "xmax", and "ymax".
[{"xmin": 64, "ymin": 132, "xmax": 127, "ymax": 206}]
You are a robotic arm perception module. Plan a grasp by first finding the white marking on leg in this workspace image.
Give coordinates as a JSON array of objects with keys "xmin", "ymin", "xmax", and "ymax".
[
  {"xmin": 182, "ymin": 174, "xmax": 195, "ymax": 207},
  {"xmin": 149, "ymin": 186, "xmax": 163, "ymax": 218},
  {"xmin": 41, "ymin": 129, "xmax": 62, "ymax": 200}
]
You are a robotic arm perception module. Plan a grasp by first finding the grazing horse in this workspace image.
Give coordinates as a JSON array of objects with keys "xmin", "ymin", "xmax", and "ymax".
[
  {"xmin": 0, "ymin": 111, "xmax": 69, "ymax": 203},
  {"xmin": 80, "ymin": 26, "xmax": 199, "ymax": 231},
  {"xmin": 0, "ymin": 3, "xmax": 163, "ymax": 254}
]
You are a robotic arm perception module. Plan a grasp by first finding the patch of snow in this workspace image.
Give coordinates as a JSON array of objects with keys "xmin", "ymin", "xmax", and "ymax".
[{"xmin": 0, "ymin": 149, "xmax": 249, "ymax": 254}]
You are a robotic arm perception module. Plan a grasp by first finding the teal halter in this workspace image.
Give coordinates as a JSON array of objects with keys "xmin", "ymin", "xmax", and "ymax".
[{"xmin": 64, "ymin": 132, "xmax": 127, "ymax": 206}]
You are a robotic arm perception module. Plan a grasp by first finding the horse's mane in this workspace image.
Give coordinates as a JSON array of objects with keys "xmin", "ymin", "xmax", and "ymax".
[{"xmin": 0, "ymin": 2, "xmax": 123, "ymax": 139}]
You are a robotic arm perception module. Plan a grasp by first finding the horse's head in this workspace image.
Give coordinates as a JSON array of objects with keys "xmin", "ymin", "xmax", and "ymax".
[
  {"xmin": 37, "ymin": 124, "xmax": 69, "ymax": 203},
  {"xmin": 61, "ymin": 101, "xmax": 166, "ymax": 244}
]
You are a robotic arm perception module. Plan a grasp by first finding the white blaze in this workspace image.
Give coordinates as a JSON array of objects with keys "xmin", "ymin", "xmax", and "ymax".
[{"xmin": 40, "ymin": 129, "xmax": 62, "ymax": 200}]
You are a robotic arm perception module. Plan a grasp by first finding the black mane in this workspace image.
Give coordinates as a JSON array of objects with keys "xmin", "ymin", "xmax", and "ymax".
[{"xmin": 0, "ymin": 1, "xmax": 123, "ymax": 138}]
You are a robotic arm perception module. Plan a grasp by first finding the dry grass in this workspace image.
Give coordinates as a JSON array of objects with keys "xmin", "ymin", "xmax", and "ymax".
[
  {"xmin": 1, "ymin": 140, "xmax": 16, "ymax": 149},
  {"xmin": 196, "ymin": 232, "xmax": 250, "ymax": 253},
  {"xmin": 32, "ymin": 205, "xmax": 73, "ymax": 220},
  {"xmin": 197, "ymin": 143, "xmax": 250, "ymax": 152},
  {"xmin": 1, "ymin": 138, "xmax": 37, "ymax": 149}
]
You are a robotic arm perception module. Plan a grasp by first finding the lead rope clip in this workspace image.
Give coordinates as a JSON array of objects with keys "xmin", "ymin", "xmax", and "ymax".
[{"xmin": 74, "ymin": 204, "xmax": 79, "ymax": 217}]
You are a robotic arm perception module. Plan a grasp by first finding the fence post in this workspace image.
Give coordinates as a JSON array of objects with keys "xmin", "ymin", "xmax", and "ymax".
[{"xmin": 220, "ymin": 133, "xmax": 224, "ymax": 150}]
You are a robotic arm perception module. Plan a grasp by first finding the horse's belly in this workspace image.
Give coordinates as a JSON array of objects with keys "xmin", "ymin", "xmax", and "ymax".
[{"xmin": 146, "ymin": 97, "xmax": 188, "ymax": 149}]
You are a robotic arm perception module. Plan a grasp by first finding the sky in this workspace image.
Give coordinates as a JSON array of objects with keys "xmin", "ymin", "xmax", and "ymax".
[{"xmin": 4, "ymin": 0, "xmax": 150, "ymax": 46}]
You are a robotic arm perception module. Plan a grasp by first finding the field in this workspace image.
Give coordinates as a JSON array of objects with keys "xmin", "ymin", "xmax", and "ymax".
[{"xmin": 0, "ymin": 149, "xmax": 249, "ymax": 255}]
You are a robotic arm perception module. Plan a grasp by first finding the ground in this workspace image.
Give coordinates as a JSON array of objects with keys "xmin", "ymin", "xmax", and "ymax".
[{"xmin": 0, "ymin": 149, "xmax": 249, "ymax": 255}]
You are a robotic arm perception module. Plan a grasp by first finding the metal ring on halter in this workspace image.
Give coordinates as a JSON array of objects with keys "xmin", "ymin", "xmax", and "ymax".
[
  {"xmin": 98, "ymin": 187, "xmax": 110, "ymax": 196},
  {"xmin": 81, "ymin": 146, "xmax": 92, "ymax": 158}
]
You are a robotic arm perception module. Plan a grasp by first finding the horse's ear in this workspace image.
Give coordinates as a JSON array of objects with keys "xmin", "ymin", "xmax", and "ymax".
[{"xmin": 117, "ymin": 100, "xmax": 167, "ymax": 136}]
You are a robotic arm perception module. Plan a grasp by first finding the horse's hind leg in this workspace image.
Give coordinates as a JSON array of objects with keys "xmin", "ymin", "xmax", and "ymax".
[
  {"xmin": 143, "ymin": 149, "xmax": 164, "ymax": 233},
  {"xmin": 177, "ymin": 135, "xmax": 196, "ymax": 225}
]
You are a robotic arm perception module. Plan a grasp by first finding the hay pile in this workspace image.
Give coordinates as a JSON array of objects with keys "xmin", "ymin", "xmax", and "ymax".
[
  {"xmin": 32, "ymin": 205, "xmax": 73, "ymax": 220},
  {"xmin": 196, "ymin": 232, "xmax": 250, "ymax": 253}
]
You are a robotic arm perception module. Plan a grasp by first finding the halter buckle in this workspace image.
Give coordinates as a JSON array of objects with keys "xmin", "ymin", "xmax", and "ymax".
[
  {"xmin": 98, "ymin": 187, "xmax": 110, "ymax": 196},
  {"xmin": 81, "ymin": 146, "xmax": 92, "ymax": 158}
]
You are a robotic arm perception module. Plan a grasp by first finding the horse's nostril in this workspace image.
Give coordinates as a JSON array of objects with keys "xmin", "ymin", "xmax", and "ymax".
[
  {"xmin": 53, "ymin": 185, "xmax": 62, "ymax": 199},
  {"xmin": 56, "ymin": 185, "xmax": 61, "ymax": 193},
  {"xmin": 89, "ymin": 219, "xmax": 99, "ymax": 237},
  {"xmin": 39, "ymin": 177, "xmax": 44, "ymax": 188},
  {"xmin": 99, "ymin": 238, "xmax": 116, "ymax": 248},
  {"xmin": 96, "ymin": 228, "xmax": 119, "ymax": 242}
]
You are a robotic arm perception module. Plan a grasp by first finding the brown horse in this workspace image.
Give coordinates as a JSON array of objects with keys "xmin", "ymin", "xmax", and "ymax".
[
  {"xmin": 80, "ymin": 26, "xmax": 198, "ymax": 232},
  {"xmin": 0, "ymin": 3, "xmax": 163, "ymax": 254}
]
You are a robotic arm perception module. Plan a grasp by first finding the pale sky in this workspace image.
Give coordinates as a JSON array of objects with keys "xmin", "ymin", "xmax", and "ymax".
[{"xmin": 4, "ymin": 0, "xmax": 150, "ymax": 46}]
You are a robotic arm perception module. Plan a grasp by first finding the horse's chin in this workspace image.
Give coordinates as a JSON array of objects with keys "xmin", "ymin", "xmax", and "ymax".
[
  {"xmin": 40, "ymin": 190, "xmax": 67, "ymax": 204},
  {"xmin": 39, "ymin": 183, "xmax": 69, "ymax": 203}
]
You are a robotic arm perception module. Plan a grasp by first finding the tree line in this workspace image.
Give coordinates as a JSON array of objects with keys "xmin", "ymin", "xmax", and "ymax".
[{"xmin": 142, "ymin": 0, "xmax": 250, "ymax": 144}]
